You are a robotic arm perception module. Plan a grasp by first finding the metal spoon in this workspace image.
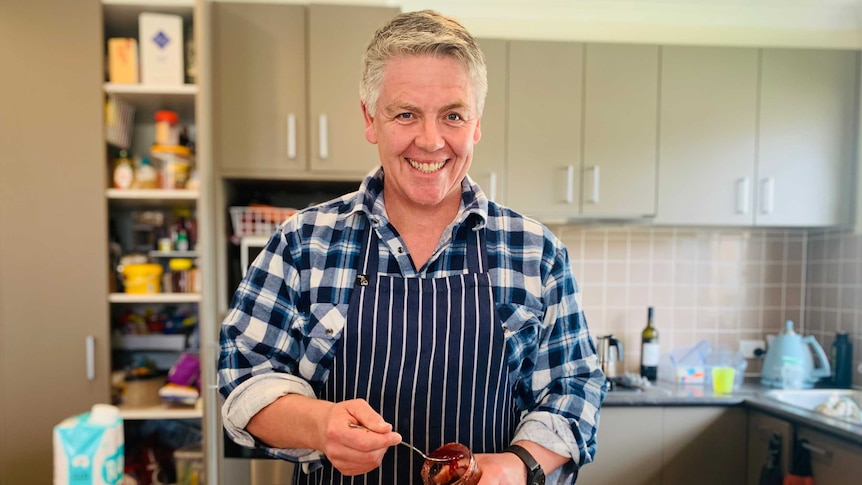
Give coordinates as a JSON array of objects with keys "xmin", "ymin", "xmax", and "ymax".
[{"xmin": 348, "ymin": 423, "xmax": 450, "ymax": 463}]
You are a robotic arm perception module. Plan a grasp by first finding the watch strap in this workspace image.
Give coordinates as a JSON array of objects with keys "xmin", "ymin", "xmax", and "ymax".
[{"xmin": 504, "ymin": 444, "xmax": 545, "ymax": 484}]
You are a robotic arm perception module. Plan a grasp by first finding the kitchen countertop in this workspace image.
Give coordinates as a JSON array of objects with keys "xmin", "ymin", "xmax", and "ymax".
[{"xmin": 603, "ymin": 379, "xmax": 862, "ymax": 446}]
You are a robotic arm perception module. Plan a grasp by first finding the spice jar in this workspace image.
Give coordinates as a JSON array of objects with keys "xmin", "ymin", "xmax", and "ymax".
[
  {"xmin": 421, "ymin": 443, "xmax": 481, "ymax": 485},
  {"xmin": 154, "ymin": 110, "xmax": 180, "ymax": 146},
  {"xmin": 150, "ymin": 144, "xmax": 193, "ymax": 189}
]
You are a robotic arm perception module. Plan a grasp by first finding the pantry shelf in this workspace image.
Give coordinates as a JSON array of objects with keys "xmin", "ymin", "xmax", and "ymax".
[
  {"xmin": 118, "ymin": 402, "xmax": 202, "ymax": 421},
  {"xmin": 109, "ymin": 293, "xmax": 202, "ymax": 304}
]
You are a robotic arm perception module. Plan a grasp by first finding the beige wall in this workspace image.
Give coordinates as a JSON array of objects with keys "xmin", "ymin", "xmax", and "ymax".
[{"xmin": 553, "ymin": 224, "xmax": 860, "ymax": 386}]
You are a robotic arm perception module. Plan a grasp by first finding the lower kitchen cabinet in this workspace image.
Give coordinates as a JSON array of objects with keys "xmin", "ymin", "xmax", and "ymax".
[
  {"xmin": 795, "ymin": 426, "xmax": 862, "ymax": 485},
  {"xmin": 747, "ymin": 410, "xmax": 793, "ymax": 485},
  {"xmin": 578, "ymin": 407, "xmax": 746, "ymax": 485},
  {"xmin": 661, "ymin": 407, "xmax": 747, "ymax": 485},
  {"xmin": 578, "ymin": 408, "xmax": 663, "ymax": 485}
]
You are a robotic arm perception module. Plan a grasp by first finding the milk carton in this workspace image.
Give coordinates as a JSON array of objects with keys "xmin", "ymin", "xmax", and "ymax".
[{"xmin": 53, "ymin": 404, "xmax": 124, "ymax": 485}]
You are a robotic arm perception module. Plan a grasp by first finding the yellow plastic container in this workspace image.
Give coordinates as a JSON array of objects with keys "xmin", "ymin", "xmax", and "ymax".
[{"xmin": 122, "ymin": 263, "xmax": 163, "ymax": 294}]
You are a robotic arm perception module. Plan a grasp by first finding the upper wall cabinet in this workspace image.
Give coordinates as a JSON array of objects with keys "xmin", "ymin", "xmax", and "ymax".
[
  {"xmin": 213, "ymin": 3, "xmax": 398, "ymax": 179},
  {"xmin": 506, "ymin": 41, "xmax": 659, "ymax": 221},
  {"xmin": 756, "ymin": 48, "xmax": 857, "ymax": 227},
  {"xmin": 506, "ymin": 41, "xmax": 584, "ymax": 220},
  {"xmin": 656, "ymin": 46, "xmax": 857, "ymax": 227},
  {"xmin": 471, "ymin": 38, "xmax": 507, "ymax": 204},
  {"xmin": 582, "ymin": 43, "xmax": 659, "ymax": 218},
  {"xmin": 656, "ymin": 46, "xmax": 760, "ymax": 226}
]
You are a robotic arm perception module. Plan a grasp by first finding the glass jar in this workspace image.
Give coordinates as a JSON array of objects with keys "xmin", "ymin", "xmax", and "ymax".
[
  {"xmin": 421, "ymin": 443, "xmax": 481, "ymax": 485},
  {"xmin": 150, "ymin": 144, "xmax": 193, "ymax": 189}
]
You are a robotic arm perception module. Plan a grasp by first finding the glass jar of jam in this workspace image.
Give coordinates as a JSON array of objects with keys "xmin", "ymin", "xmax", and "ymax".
[{"xmin": 421, "ymin": 443, "xmax": 481, "ymax": 485}]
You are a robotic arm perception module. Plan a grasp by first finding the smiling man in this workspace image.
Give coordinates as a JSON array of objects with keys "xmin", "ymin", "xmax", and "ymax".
[{"xmin": 219, "ymin": 10, "xmax": 607, "ymax": 485}]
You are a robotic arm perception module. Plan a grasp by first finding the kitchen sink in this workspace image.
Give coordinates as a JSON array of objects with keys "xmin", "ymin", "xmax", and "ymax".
[{"xmin": 764, "ymin": 389, "xmax": 862, "ymax": 425}]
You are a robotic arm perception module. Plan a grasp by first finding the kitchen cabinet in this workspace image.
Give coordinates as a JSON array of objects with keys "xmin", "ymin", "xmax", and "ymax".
[
  {"xmin": 578, "ymin": 406, "xmax": 746, "ymax": 485},
  {"xmin": 0, "ymin": 0, "xmax": 108, "ymax": 483},
  {"xmin": 506, "ymin": 41, "xmax": 659, "ymax": 221},
  {"xmin": 656, "ymin": 46, "xmax": 857, "ymax": 227},
  {"xmin": 213, "ymin": 3, "xmax": 398, "ymax": 180},
  {"xmin": 506, "ymin": 40, "xmax": 584, "ymax": 220},
  {"xmin": 577, "ymin": 408, "xmax": 663, "ymax": 485},
  {"xmin": 795, "ymin": 425, "xmax": 862, "ymax": 485},
  {"xmin": 661, "ymin": 406, "xmax": 747, "ymax": 485},
  {"xmin": 747, "ymin": 410, "xmax": 793, "ymax": 485},
  {"xmin": 655, "ymin": 46, "xmax": 760, "ymax": 226},
  {"xmin": 581, "ymin": 43, "xmax": 659, "ymax": 218},
  {"xmin": 470, "ymin": 38, "xmax": 507, "ymax": 203},
  {"xmin": 756, "ymin": 48, "xmax": 857, "ymax": 227}
]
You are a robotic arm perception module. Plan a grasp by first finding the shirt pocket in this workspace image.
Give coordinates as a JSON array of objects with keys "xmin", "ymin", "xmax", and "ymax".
[
  {"xmin": 305, "ymin": 302, "xmax": 348, "ymax": 339},
  {"xmin": 497, "ymin": 302, "xmax": 543, "ymax": 337}
]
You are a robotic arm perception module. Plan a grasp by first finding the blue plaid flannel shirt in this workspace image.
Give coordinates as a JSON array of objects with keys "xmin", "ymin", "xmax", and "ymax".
[{"xmin": 218, "ymin": 168, "xmax": 607, "ymax": 474}]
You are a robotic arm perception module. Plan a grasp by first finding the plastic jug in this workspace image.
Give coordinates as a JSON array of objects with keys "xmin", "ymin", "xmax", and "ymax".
[{"xmin": 761, "ymin": 320, "xmax": 831, "ymax": 389}]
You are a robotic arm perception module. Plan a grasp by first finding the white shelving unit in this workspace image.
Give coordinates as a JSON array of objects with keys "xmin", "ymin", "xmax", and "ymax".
[{"xmin": 101, "ymin": 1, "xmax": 213, "ymax": 483}]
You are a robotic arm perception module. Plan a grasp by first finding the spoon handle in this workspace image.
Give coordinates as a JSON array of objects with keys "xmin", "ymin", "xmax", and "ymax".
[{"xmin": 347, "ymin": 423, "xmax": 449, "ymax": 462}]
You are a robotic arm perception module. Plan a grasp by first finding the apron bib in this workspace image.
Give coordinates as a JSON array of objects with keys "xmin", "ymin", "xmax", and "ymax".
[{"xmin": 296, "ymin": 224, "xmax": 516, "ymax": 484}]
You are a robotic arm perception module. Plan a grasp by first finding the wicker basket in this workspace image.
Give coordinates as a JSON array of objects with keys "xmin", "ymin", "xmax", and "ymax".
[{"xmin": 229, "ymin": 206, "xmax": 297, "ymax": 238}]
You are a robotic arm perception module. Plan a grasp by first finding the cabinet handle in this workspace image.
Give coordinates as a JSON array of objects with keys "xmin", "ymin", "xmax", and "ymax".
[
  {"xmin": 86, "ymin": 336, "xmax": 95, "ymax": 381},
  {"xmin": 318, "ymin": 114, "xmax": 329, "ymax": 160},
  {"xmin": 286, "ymin": 113, "xmax": 296, "ymax": 160},
  {"xmin": 801, "ymin": 441, "xmax": 830, "ymax": 458},
  {"xmin": 736, "ymin": 177, "xmax": 750, "ymax": 214},
  {"xmin": 488, "ymin": 171, "xmax": 497, "ymax": 202},
  {"xmin": 761, "ymin": 177, "xmax": 775, "ymax": 214},
  {"xmin": 588, "ymin": 165, "xmax": 600, "ymax": 204},
  {"xmin": 565, "ymin": 165, "xmax": 575, "ymax": 204}
]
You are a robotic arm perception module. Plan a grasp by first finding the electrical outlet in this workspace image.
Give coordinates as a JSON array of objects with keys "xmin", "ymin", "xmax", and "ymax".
[{"xmin": 739, "ymin": 339, "xmax": 766, "ymax": 359}]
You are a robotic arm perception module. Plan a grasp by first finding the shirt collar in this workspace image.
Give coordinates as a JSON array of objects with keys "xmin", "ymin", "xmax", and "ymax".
[{"xmin": 349, "ymin": 166, "xmax": 489, "ymax": 230}]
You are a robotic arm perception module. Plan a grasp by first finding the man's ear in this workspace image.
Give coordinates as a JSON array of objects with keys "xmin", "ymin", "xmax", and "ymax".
[
  {"xmin": 473, "ymin": 116, "xmax": 482, "ymax": 144},
  {"xmin": 362, "ymin": 102, "xmax": 377, "ymax": 144}
]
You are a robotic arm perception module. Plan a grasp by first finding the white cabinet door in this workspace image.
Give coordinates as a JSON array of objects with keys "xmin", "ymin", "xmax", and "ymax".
[
  {"xmin": 576, "ymin": 408, "xmax": 663, "ymax": 485},
  {"xmin": 661, "ymin": 407, "xmax": 747, "ymax": 485},
  {"xmin": 506, "ymin": 40, "xmax": 584, "ymax": 221},
  {"xmin": 308, "ymin": 5, "xmax": 399, "ymax": 176},
  {"xmin": 756, "ymin": 48, "xmax": 857, "ymax": 227},
  {"xmin": 582, "ymin": 43, "xmax": 659, "ymax": 218},
  {"xmin": 655, "ymin": 46, "xmax": 759, "ymax": 225},
  {"xmin": 471, "ymin": 38, "xmax": 507, "ymax": 204}
]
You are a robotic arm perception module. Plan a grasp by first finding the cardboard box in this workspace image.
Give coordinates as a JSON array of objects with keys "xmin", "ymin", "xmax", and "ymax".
[
  {"xmin": 107, "ymin": 38, "xmax": 138, "ymax": 84},
  {"xmin": 139, "ymin": 12, "xmax": 184, "ymax": 85}
]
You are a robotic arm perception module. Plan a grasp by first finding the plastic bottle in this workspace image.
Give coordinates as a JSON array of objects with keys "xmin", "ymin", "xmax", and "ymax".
[
  {"xmin": 831, "ymin": 333, "xmax": 853, "ymax": 388},
  {"xmin": 112, "ymin": 150, "xmax": 134, "ymax": 189}
]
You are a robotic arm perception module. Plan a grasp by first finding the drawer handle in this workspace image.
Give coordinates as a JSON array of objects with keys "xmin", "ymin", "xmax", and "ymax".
[
  {"xmin": 565, "ymin": 165, "xmax": 575, "ymax": 204},
  {"xmin": 736, "ymin": 177, "xmax": 750, "ymax": 214},
  {"xmin": 488, "ymin": 171, "xmax": 497, "ymax": 202},
  {"xmin": 760, "ymin": 176, "xmax": 775, "ymax": 214}
]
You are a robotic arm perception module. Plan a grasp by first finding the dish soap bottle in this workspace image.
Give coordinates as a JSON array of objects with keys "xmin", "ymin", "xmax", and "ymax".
[{"xmin": 640, "ymin": 307, "xmax": 660, "ymax": 381}]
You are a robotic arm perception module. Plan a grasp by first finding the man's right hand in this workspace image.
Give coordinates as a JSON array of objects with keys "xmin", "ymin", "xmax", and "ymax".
[{"xmin": 246, "ymin": 395, "xmax": 402, "ymax": 476}]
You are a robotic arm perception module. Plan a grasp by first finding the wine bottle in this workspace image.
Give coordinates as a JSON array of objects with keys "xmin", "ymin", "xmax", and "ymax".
[{"xmin": 641, "ymin": 307, "xmax": 660, "ymax": 381}]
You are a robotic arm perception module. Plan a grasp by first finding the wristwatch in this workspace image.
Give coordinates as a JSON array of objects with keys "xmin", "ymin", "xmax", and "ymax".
[{"xmin": 504, "ymin": 444, "xmax": 545, "ymax": 485}]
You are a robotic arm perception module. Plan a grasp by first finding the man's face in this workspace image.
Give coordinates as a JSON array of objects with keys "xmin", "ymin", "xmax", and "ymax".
[{"xmin": 363, "ymin": 55, "xmax": 482, "ymax": 210}]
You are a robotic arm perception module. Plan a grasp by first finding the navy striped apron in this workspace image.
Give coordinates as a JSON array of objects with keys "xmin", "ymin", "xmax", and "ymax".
[{"xmin": 296, "ymin": 224, "xmax": 516, "ymax": 484}]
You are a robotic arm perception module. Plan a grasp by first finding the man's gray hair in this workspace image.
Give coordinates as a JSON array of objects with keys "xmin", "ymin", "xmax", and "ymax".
[{"xmin": 360, "ymin": 10, "xmax": 488, "ymax": 117}]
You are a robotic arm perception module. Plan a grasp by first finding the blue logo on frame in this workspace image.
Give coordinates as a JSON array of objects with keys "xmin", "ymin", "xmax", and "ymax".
[{"xmin": 153, "ymin": 31, "xmax": 171, "ymax": 49}]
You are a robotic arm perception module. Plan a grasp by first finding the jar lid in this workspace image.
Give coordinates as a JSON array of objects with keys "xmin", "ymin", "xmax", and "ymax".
[
  {"xmin": 169, "ymin": 258, "xmax": 194, "ymax": 271},
  {"xmin": 154, "ymin": 110, "xmax": 179, "ymax": 124},
  {"xmin": 150, "ymin": 144, "xmax": 192, "ymax": 156}
]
